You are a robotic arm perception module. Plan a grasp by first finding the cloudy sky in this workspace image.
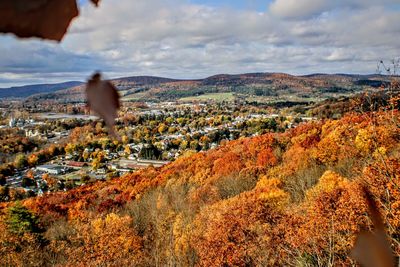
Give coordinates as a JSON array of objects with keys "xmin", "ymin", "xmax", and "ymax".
[{"xmin": 1, "ymin": 0, "xmax": 400, "ymax": 87}]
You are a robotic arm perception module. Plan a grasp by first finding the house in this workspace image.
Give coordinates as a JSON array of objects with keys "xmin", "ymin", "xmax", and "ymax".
[
  {"xmin": 66, "ymin": 161, "xmax": 88, "ymax": 169},
  {"xmin": 108, "ymin": 163, "xmax": 118, "ymax": 170},
  {"xmin": 116, "ymin": 168, "xmax": 132, "ymax": 173},
  {"xmin": 25, "ymin": 129, "xmax": 41, "ymax": 138},
  {"xmin": 96, "ymin": 168, "xmax": 107, "ymax": 174},
  {"xmin": 128, "ymin": 154, "xmax": 137, "ymax": 160}
]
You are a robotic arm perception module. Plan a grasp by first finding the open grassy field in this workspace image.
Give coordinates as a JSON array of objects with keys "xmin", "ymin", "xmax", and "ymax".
[
  {"xmin": 58, "ymin": 170, "xmax": 83, "ymax": 181},
  {"xmin": 179, "ymin": 92, "xmax": 235, "ymax": 102},
  {"xmin": 245, "ymin": 95, "xmax": 321, "ymax": 103},
  {"xmin": 121, "ymin": 92, "xmax": 148, "ymax": 101}
]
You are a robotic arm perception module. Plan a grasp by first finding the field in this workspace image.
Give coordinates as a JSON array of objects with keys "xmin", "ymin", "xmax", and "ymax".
[
  {"xmin": 179, "ymin": 92, "xmax": 236, "ymax": 102},
  {"xmin": 245, "ymin": 95, "xmax": 322, "ymax": 104},
  {"xmin": 121, "ymin": 92, "xmax": 148, "ymax": 101}
]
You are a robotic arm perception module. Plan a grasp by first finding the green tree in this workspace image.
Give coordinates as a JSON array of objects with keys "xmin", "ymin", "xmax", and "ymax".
[
  {"xmin": 177, "ymin": 117, "xmax": 186, "ymax": 126},
  {"xmin": 139, "ymin": 144, "xmax": 161, "ymax": 160},
  {"xmin": 6, "ymin": 202, "xmax": 41, "ymax": 235},
  {"xmin": 14, "ymin": 154, "xmax": 27, "ymax": 169}
]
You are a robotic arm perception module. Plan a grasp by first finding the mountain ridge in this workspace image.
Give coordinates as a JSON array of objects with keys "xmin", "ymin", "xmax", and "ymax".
[
  {"xmin": 0, "ymin": 81, "xmax": 83, "ymax": 99},
  {"xmin": 0, "ymin": 72, "xmax": 392, "ymax": 101}
]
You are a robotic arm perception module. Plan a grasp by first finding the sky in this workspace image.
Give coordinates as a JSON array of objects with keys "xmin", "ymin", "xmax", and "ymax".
[{"xmin": 1, "ymin": 0, "xmax": 400, "ymax": 87}]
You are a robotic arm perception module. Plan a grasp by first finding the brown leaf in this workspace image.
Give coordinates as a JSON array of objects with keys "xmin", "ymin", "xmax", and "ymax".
[
  {"xmin": 351, "ymin": 230, "xmax": 394, "ymax": 267},
  {"xmin": 350, "ymin": 186, "xmax": 394, "ymax": 267},
  {"xmin": 90, "ymin": 0, "xmax": 101, "ymax": 7},
  {"xmin": 0, "ymin": 0, "xmax": 79, "ymax": 41},
  {"xmin": 86, "ymin": 73, "xmax": 121, "ymax": 138}
]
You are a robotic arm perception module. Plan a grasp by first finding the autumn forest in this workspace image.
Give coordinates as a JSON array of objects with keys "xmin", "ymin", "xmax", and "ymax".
[{"xmin": 0, "ymin": 86, "xmax": 398, "ymax": 266}]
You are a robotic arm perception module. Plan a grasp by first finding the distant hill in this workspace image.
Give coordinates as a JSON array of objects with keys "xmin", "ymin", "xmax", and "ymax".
[
  {"xmin": 112, "ymin": 75, "xmax": 180, "ymax": 85},
  {"xmin": 22, "ymin": 73, "xmax": 392, "ymax": 103},
  {"xmin": 0, "ymin": 81, "xmax": 83, "ymax": 98}
]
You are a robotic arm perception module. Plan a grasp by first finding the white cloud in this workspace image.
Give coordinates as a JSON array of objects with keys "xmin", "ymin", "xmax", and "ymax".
[
  {"xmin": 0, "ymin": 0, "xmax": 399, "ymax": 86},
  {"xmin": 269, "ymin": 0, "xmax": 400, "ymax": 19},
  {"xmin": 269, "ymin": 0, "xmax": 329, "ymax": 19}
]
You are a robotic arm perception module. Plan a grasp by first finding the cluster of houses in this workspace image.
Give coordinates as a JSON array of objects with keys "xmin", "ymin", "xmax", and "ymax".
[
  {"xmin": 4, "ymin": 164, "xmax": 72, "ymax": 196},
  {"xmin": 1, "ymin": 103, "xmax": 317, "ymax": 197},
  {"xmin": 4, "ymin": 155, "xmax": 171, "ymax": 196}
]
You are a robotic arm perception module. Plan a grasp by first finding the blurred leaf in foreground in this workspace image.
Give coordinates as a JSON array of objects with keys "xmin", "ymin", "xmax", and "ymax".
[
  {"xmin": 0, "ymin": 0, "xmax": 79, "ymax": 41},
  {"xmin": 351, "ymin": 186, "xmax": 395, "ymax": 267},
  {"xmin": 90, "ymin": 0, "xmax": 101, "ymax": 7},
  {"xmin": 86, "ymin": 73, "xmax": 121, "ymax": 138}
]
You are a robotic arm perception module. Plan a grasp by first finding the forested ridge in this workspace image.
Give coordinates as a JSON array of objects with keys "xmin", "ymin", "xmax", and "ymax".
[
  {"xmin": 24, "ymin": 72, "xmax": 390, "ymax": 103},
  {"xmin": 0, "ymin": 98, "xmax": 399, "ymax": 266}
]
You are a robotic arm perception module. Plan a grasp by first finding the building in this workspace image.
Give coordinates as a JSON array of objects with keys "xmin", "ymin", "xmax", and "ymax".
[
  {"xmin": 66, "ymin": 161, "xmax": 88, "ymax": 169},
  {"xmin": 25, "ymin": 129, "xmax": 41, "ymax": 138},
  {"xmin": 36, "ymin": 165, "xmax": 67, "ymax": 175},
  {"xmin": 9, "ymin": 117, "xmax": 16, "ymax": 127}
]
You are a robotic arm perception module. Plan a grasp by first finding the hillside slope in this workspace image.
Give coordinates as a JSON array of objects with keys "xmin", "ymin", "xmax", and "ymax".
[
  {"xmin": 27, "ymin": 73, "xmax": 390, "ymax": 103},
  {"xmin": 0, "ymin": 106, "xmax": 399, "ymax": 266},
  {"xmin": 0, "ymin": 81, "xmax": 83, "ymax": 98}
]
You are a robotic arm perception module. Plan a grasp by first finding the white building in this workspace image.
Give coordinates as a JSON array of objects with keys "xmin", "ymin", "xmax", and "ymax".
[
  {"xmin": 36, "ymin": 165, "xmax": 67, "ymax": 175},
  {"xmin": 9, "ymin": 117, "xmax": 16, "ymax": 127}
]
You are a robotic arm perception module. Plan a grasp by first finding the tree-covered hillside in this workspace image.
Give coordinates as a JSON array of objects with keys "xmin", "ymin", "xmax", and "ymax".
[
  {"xmin": 26, "ymin": 73, "xmax": 392, "ymax": 103},
  {"xmin": 0, "ymin": 93, "xmax": 399, "ymax": 266}
]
